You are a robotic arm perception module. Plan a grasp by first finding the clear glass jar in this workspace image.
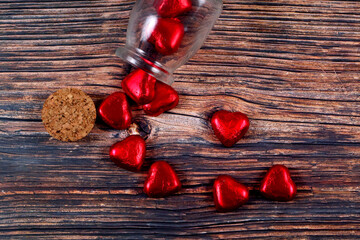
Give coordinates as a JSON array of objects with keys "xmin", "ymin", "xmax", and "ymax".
[{"xmin": 116, "ymin": 0, "xmax": 223, "ymax": 84}]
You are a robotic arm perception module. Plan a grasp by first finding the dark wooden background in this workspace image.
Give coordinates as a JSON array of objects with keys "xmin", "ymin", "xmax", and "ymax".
[{"xmin": 1, "ymin": 0, "xmax": 359, "ymax": 239}]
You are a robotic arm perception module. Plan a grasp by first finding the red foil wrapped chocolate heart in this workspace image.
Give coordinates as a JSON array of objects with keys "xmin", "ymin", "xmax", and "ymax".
[
  {"xmin": 98, "ymin": 92, "xmax": 132, "ymax": 130},
  {"xmin": 148, "ymin": 18, "xmax": 184, "ymax": 55},
  {"xmin": 122, "ymin": 69, "xmax": 157, "ymax": 105},
  {"xmin": 154, "ymin": 0, "xmax": 192, "ymax": 18},
  {"xmin": 144, "ymin": 161, "xmax": 181, "ymax": 198},
  {"xmin": 109, "ymin": 135, "xmax": 146, "ymax": 172},
  {"xmin": 260, "ymin": 165, "xmax": 297, "ymax": 201},
  {"xmin": 211, "ymin": 110, "xmax": 250, "ymax": 147},
  {"xmin": 213, "ymin": 175, "xmax": 249, "ymax": 212},
  {"xmin": 142, "ymin": 80, "xmax": 179, "ymax": 116}
]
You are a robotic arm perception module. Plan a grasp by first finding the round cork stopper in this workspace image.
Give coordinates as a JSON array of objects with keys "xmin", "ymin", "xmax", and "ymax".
[{"xmin": 42, "ymin": 88, "xmax": 96, "ymax": 142}]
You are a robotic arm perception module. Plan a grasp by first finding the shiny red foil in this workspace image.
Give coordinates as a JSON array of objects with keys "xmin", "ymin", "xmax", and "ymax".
[
  {"xmin": 211, "ymin": 110, "xmax": 250, "ymax": 147},
  {"xmin": 260, "ymin": 165, "xmax": 297, "ymax": 201},
  {"xmin": 98, "ymin": 92, "xmax": 132, "ymax": 130},
  {"xmin": 122, "ymin": 69, "xmax": 156, "ymax": 105},
  {"xmin": 154, "ymin": 0, "xmax": 192, "ymax": 18},
  {"xmin": 144, "ymin": 161, "xmax": 181, "ymax": 198},
  {"xmin": 143, "ymin": 80, "xmax": 179, "ymax": 116},
  {"xmin": 148, "ymin": 18, "xmax": 184, "ymax": 55},
  {"xmin": 109, "ymin": 135, "xmax": 146, "ymax": 172},
  {"xmin": 213, "ymin": 175, "xmax": 249, "ymax": 212}
]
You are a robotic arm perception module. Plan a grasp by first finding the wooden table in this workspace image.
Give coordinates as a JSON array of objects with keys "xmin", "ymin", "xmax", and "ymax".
[{"xmin": 1, "ymin": 0, "xmax": 359, "ymax": 239}]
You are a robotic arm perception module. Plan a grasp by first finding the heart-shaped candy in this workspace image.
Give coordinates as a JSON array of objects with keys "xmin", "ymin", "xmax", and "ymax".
[
  {"xmin": 260, "ymin": 165, "xmax": 297, "ymax": 201},
  {"xmin": 154, "ymin": 0, "xmax": 192, "ymax": 18},
  {"xmin": 143, "ymin": 80, "xmax": 179, "ymax": 117},
  {"xmin": 98, "ymin": 92, "xmax": 132, "ymax": 130},
  {"xmin": 148, "ymin": 18, "xmax": 184, "ymax": 55},
  {"xmin": 109, "ymin": 135, "xmax": 146, "ymax": 172},
  {"xmin": 213, "ymin": 175, "xmax": 249, "ymax": 212},
  {"xmin": 144, "ymin": 161, "xmax": 181, "ymax": 198},
  {"xmin": 122, "ymin": 69, "xmax": 156, "ymax": 105},
  {"xmin": 211, "ymin": 110, "xmax": 250, "ymax": 147}
]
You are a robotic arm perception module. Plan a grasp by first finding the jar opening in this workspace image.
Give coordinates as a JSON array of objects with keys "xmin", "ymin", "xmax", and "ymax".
[{"xmin": 116, "ymin": 46, "xmax": 174, "ymax": 85}]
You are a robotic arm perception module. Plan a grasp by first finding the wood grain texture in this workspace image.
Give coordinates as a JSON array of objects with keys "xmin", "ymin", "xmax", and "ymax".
[{"xmin": 0, "ymin": 0, "xmax": 359, "ymax": 239}]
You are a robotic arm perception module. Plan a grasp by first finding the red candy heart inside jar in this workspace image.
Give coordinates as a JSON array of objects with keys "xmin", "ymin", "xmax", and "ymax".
[
  {"xmin": 148, "ymin": 18, "xmax": 185, "ymax": 56},
  {"xmin": 154, "ymin": 0, "xmax": 192, "ymax": 18}
]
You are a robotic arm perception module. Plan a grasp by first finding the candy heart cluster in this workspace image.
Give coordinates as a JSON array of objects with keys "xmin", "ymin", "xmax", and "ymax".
[
  {"xmin": 99, "ymin": 68, "xmax": 179, "ymax": 127},
  {"xmin": 98, "ymin": 72, "xmax": 298, "ymax": 206},
  {"xmin": 100, "ymin": 0, "xmax": 187, "ymax": 126},
  {"xmin": 213, "ymin": 165, "xmax": 297, "ymax": 212},
  {"xmin": 99, "ymin": 70, "xmax": 181, "ymax": 198},
  {"xmin": 96, "ymin": 0, "xmax": 299, "ymax": 209},
  {"xmin": 107, "ymin": 122, "xmax": 181, "ymax": 198},
  {"xmin": 98, "ymin": 0, "xmax": 189, "ymax": 198},
  {"xmin": 209, "ymin": 110, "xmax": 296, "ymax": 212},
  {"xmin": 99, "ymin": 93, "xmax": 297, "ymax": 207}
]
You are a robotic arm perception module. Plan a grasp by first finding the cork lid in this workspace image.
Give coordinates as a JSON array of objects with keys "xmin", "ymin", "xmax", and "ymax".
[{"xmin": 41, "ymin": 88, "xmax": 96, "ymax": 142}]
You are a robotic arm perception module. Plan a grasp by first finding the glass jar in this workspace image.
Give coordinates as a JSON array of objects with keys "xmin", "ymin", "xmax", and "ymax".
[{"xmin": 116, "ymin": 0, "xmax": 223, "ymax": 84}]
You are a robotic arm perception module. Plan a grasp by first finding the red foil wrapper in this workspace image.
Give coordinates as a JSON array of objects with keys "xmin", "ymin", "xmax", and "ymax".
[
  {"xmin": 260, "ymin": 165, "xmax": 297, "ymax": 201},
  {"xmin": 122, "ymin": 69, "xmax": 157, "ymax": 105},
  {"xmin": 143, "ymin": 80, "xmax": 179, "ymax": 116},
  {"xmin": 154, "ymin": 0, "xmax": 192, "ymax": 18},
  {"xmin": 99, "ymin": 92, "xmax": 132, "ymax": 130},
  {"xmin": 109, "ymin": 135, "xmax": 146, "ymax": 172},
  {"xmin": 148, "ymin": 18, "xmax": 184, "ymax": 55},
  {"xmin": 211, "ymin": 110, "xmax": 250, "ymax": 147},
  {"xmin": 144, "ymin": 161, "xmax": 181, "ymax": 198},
  {"xmin": 213, "ymin": 175, "xmax": 249, "ymax": 212}
]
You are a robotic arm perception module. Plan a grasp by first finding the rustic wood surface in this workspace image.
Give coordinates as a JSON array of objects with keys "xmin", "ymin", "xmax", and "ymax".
[{"xmin": 1, "ymin": 0, "xmax": 359, "ymax": 239}]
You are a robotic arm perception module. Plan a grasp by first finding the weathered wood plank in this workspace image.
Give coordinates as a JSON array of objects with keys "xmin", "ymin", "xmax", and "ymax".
[{"xmin": 0, "ymin": 0, "xmax": 359, "ymax": 239}]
